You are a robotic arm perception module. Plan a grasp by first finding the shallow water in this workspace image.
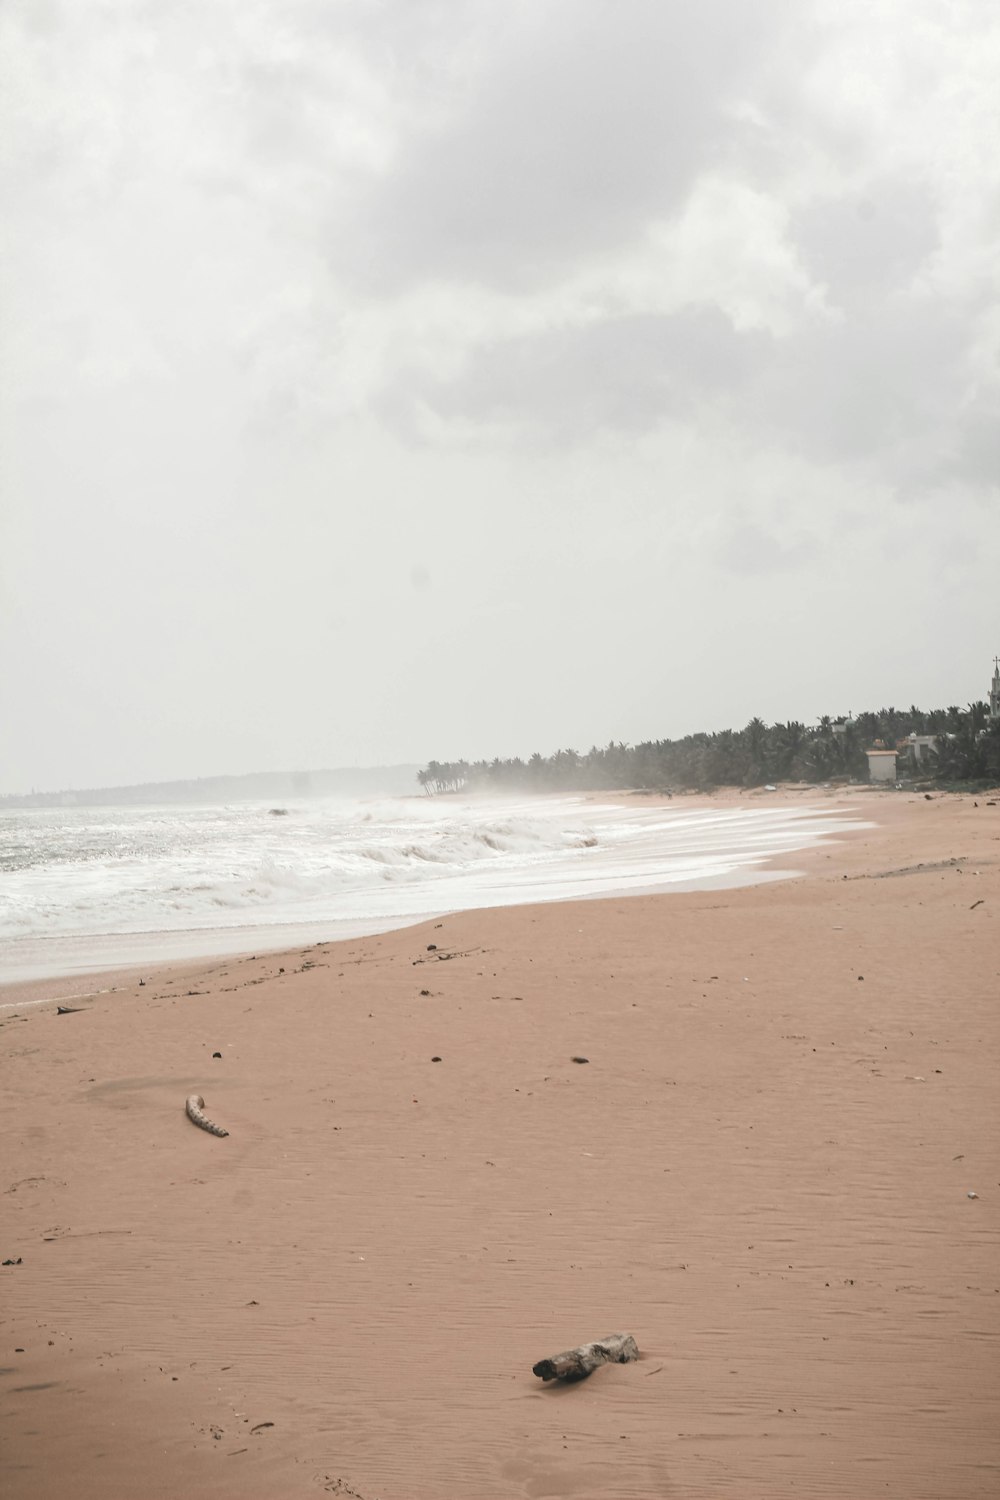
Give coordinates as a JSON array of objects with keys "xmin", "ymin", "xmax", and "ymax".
[{"xmin": 0, "ymin": 794, "xmax": 864, "ymax": 983}]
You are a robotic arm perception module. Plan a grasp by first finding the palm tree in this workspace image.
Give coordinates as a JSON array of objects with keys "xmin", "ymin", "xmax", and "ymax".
[
  {"xmin": 741, "ymin": 717, "xmax": 769, "ymax": 786},
  {"xmin": 773, "ymin": 721, "xmax": 808, "ymax": 780}
]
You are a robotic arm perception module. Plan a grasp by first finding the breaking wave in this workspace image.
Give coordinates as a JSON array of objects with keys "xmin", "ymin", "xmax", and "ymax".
[{"xmin": 0, "ymin": 794, "xmax": 866, "ymax": 982}]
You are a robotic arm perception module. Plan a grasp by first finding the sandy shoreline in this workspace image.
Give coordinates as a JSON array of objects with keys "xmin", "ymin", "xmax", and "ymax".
[
  {"xmin": 2, "ymin": 789, "xmax": 998, "ymax": 1498},
  {"xmin": 0, "ymin": 783, "xmax": 868, "ymax": 1005},
  {"xmin": 1, "ymin": 783, "xmax": 867, "ymax": 997}
]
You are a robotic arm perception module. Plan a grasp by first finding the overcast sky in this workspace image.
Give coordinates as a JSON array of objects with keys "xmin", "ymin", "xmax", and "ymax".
[{"xmin": 2, "ymin": 0, "xmax": 998, "ymax": 793}]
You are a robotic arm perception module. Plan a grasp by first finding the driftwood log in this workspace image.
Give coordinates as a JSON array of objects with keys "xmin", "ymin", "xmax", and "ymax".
[
  {"xmin": 532, "ymin": 1332, "xmax": 639, "ymax": 1382},
  {"xmin": 185, "ymin": 1094, "xmax": 229, "ymax": 1137}
]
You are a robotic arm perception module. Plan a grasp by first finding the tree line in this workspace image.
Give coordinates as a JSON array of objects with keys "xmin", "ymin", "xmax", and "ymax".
[{"xmin": 418, "ymin": 702, "xmax": 1000, "ymax": 795}]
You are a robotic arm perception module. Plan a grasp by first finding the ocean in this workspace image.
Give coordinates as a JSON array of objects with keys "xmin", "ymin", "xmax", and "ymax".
[{"xmin": 0, "ymin": 794, "xmax": 863, "ymax": 985}]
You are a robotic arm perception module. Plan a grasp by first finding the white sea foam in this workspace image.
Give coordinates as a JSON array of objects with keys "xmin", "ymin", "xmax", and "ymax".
[{"xmin": 0, "ymin": 795, "xmax": 866, "ymax": 984}]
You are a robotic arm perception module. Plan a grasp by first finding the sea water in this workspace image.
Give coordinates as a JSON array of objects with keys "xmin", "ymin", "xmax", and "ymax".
[{"xmin": 0, "ymin": 795, "xmax": 863, "ymax": 984}]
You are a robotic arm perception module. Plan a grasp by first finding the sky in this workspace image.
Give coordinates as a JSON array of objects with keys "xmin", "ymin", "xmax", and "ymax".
[{"xmin": 1, "ymin": 0, "xmax": 998, "ymax": 793}]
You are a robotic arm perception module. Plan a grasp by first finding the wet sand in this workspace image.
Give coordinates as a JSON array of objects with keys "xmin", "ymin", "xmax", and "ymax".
[{"xmin": 2, "ymin": 789, "xmax": 998, "ymax": 1498}]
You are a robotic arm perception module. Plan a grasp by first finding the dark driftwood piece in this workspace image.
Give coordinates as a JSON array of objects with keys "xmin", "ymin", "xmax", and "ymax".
[{"xmin": 532, "ymin": 1332, "xmax": 639, "ymax": 1382}]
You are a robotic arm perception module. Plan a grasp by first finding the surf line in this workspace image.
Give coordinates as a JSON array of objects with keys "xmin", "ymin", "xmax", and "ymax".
[{"xmin": 0, "ymin": 985, "xmax": 116, "ymax": 1012}]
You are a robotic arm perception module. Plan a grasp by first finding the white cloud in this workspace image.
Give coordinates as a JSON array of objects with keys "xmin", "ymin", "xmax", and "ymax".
[{"xmin": 1, "ymin": 0, "xmax": 998, "ymax": 790}]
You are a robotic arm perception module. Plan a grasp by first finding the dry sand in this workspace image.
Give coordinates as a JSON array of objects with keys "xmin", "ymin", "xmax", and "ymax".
[{"xmin": 2, "ymin": 789, "xmax": 998, "ymax": 1499}]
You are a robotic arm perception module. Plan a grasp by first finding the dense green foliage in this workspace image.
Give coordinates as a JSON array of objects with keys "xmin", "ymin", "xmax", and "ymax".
[{"xmin": 418, "ymin": 703, "xmax": 1000, "ymax": 794}]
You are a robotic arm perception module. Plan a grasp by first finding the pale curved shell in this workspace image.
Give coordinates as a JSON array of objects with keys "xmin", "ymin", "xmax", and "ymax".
[{"xmin": 185, "ymin": 1093, "xmax": 229, "ymax": 1137}]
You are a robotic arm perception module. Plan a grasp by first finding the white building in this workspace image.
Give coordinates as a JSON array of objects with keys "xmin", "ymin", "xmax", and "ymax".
[
  {"xmin": 904, "ymin": 733, "xmax": 939, "ymax": 765},
  {"xmin": 866, "ymin": 749, "xmax": 898, "ymax": 783}
]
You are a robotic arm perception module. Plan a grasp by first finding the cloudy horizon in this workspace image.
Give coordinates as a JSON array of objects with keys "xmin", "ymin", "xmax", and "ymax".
[{"xmin": 2, "ymin": 1, "xmax": 998, "ymax": 795}]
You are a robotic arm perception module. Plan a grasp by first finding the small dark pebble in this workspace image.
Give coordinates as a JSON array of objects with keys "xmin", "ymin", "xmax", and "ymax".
[
  {"xmin": 431, "ymin": 1056, "xmax": 442, "ymax": 1062},
  {"xmin": 858, "ymin": 975, "xmax": 864, "ymax": 981},
  {"xmin": 212, "ymin": 1052, "xmax": 222, "ymax": 1059},
  {"xmin": 571, "ymin": 1056, "xmax": 590, "ymax": 1064},
  {"xmin": 2, "ymin": 1258, "xmax": 22, "ymax": 1266},
  {"xmin": 250, "ymin": 1421, "xmax": 274, "ymax": 1433},
  {"xmin": 15, "ymin": 1348, "xmax": 24, "ymax": 1353},
  {"xmin": 420, "ymin": 989, "xmax": 430, "ymax": 996},
  {"xmin": 279, "ymin": 967, "xmax": 284, "ymax": 974},
  {"xmin": 426, "ymin": 944, "xmax": 437, "ymax": 951},
  {"xmin": 139, "ymin": 979, "xmax": 146, "ymax": 987}
]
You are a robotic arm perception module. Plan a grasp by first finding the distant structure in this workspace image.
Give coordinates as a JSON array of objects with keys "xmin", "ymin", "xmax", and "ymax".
[
  {"xmin": 902, "ymin": 733, "xmax": 938, "ymax": 768},
  {"xmin": 866, "ymin": 747, "xmax": 898, "ymax": 783},
  {"xmin": 865, "ymin": 662, "xmax": 998, "ymax": 784}
]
